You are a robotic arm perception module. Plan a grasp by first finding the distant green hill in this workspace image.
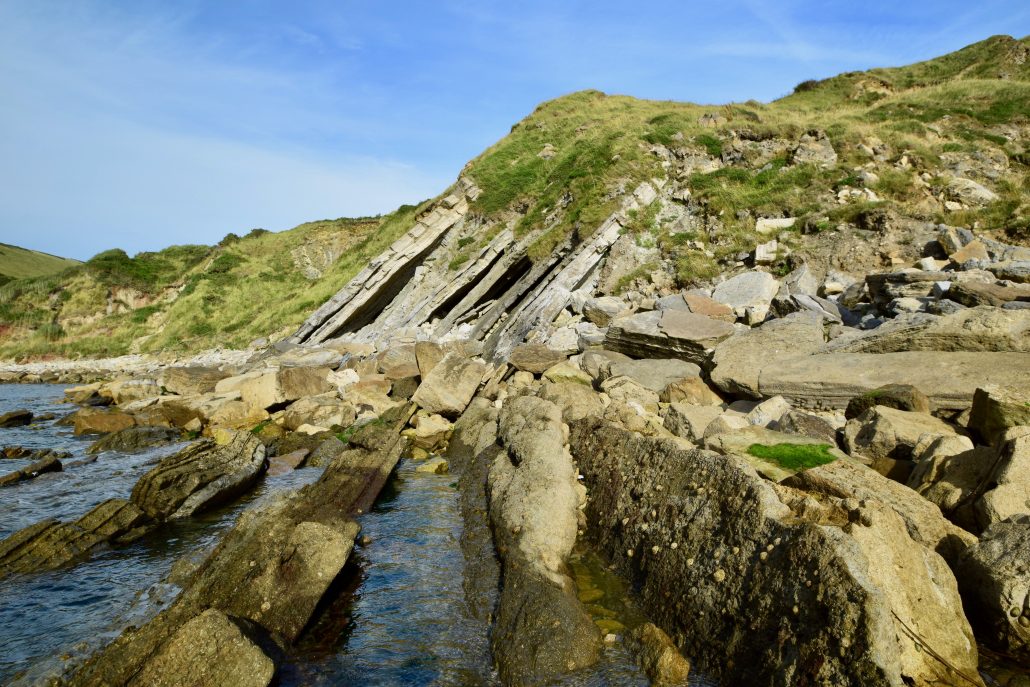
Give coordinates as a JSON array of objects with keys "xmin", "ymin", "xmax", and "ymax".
[
  {"xmin": 0, "ymin": 209, "xmax": 423, "ymax": 360},
  {"xmin": 0, "ymin": 243, "xmax": 81, "ymax": 284}
]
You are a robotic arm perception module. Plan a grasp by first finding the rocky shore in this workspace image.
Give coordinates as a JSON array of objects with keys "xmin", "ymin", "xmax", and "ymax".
[{"xmin": 2, "ymin": 181, "xmax": 1029, "ymax": 686}]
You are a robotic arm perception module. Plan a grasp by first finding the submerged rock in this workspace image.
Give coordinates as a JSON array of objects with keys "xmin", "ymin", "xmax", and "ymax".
[
  {"xmin": 87, "ymin": 426, "xmax": 182, "ymax": 454},
  {"xmin": 0, "ymin": 453, "xmax": 62, "ymax": 486},
  {"xmin": 0, "ymin": 499, "xmax": 150, "ymax": 578},
  {"xmin": 71, "ymin": 407, "xmax": 415, "ymax": 687},
  {"xmin": 0, "ymin": 409, "xmax": 33, "ymax": 427}
]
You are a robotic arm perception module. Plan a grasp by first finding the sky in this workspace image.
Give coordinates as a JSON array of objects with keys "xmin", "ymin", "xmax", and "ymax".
[{"xmin": 1, "ymin": 1, "xmax": 1028, "ymax": 260}]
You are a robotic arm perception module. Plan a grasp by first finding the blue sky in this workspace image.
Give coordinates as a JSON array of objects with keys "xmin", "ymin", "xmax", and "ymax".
[{"xmin": 1, "ymin": 1, "xmax": 1027, "ymax": 260}]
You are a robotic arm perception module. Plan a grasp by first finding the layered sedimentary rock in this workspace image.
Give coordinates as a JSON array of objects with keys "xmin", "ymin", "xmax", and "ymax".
[
  {"xmin": 569, "ymin": 417, "xmax": 982, "ymax": 687},
  {"xmin": 69, "ymin": 406, "xmax": 414, "ymax": 687}
]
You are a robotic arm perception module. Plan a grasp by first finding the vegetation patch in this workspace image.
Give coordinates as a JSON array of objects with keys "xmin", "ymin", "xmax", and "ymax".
[{"xmin": 746, "ymin": 443, "xmax": 837, "ymax": 471}]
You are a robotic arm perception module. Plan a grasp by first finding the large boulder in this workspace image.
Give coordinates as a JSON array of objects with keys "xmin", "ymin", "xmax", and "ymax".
[
  {"xmin": 509, "ymin": 344, "xmax": 567, "ymax": 374},
  {"xmin": 569, "ymin": 418, "xmax": 982, "ymax": 686},
  {"xmin": 0, "ymin": 409, "xmax": 33, "ymax": 427},
  {"xmin": 975, "ymin": 429, "xmax": 1030, "ymax": 531},
  {"xmin": 605, "ymin": 310, "xmax": 735, "ymax": 368},
  {"xmin": 844, "ymin": 384, "xmax": 931, "ymax": 419},
  {"xmin": 101, "ymin": 379, "xmax": 161, "ymax": 406},
  {"xmin": 281, "ymin": 394, "xmax": 356, "ymax": 432},
  {"xmin": 239, "ymin": 367, "xmax": 332, "ymax": 411},
  {"xmin": 583, "ymin": 295, "xmax": 626, "ymax": 326},
  {"xmin": 159, "ymin": 366, "xmax": 231, "ymax": 396},
  {"xmin": 968, "ymin": 386, "xmax": 1030, "ymax": 445},
  {"xmin": 663, "ymin": 403, "xmax": 724, "ymax": 442},
  {"xmin": 130, "ymin": 431, "xmax": 267, "ymax": 520},
  {"xmin": 607, "ymin": 358, "xmax": 701, "ymax": 394},
  {"xmin": 825, "ymin": 307, "xmax": 1030, "ymax": 354},
  {"xmin": 128, "ymin": 608, "xmax": 276, "ymax": 687},
  {"xmin": 711, "ymin": 271, "xmax": 780, "ymax": 324},
  {"xmin": 955, "ymin": 515, "xmax": 1030, "ymax": 660},
  {"xmin": 489, "ymin": 397, "xmax": 602, "ymax": 684},
  {"xmin": 784, "ymin": 458, "xmax": 976, "ymax": 567},
  {"xmin": 947, "ymin": 281, "xmax": 1030, "ymax": 308},
  {"xmin": 842, "ymin": 406, "xmax": 957, "ymax": 461},
  {"xmin": 410, "ymin": 352, "xmax": 488, "ymax": 418},
  {"xmin": 72, "ymin": 407, "xmax": 137, "ymax": 435},
  {"xmin": 710, "ymin": 311, "xmax": 826, "ymax": 398},
  {"xmin": 536, "ymin": 381, "xmax": 605, "ymax": 424},
  {"xmin": 758, "ymin": 352, "xmax": 1030, "ymax": 411}
]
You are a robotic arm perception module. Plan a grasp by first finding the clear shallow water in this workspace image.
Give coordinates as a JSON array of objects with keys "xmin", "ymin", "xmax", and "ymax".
[
  {"xmin": 0, "ymin": 384, "xmax": 323, "ymax": 684},
  {"xmin": 281, "ymin": 460, "xmax": 710, "ymax": 687},
  {"xmin": 0, "ymin": 385, "xmax": 713, "ymax": 686}
]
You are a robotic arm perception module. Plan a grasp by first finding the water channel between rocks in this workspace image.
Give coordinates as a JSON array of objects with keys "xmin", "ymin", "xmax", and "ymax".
[{"xmin": 0, "ymin": 384, "xmax": 717, "ymax": 686}]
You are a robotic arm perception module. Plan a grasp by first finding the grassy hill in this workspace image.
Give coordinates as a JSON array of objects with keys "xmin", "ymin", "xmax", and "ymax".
[
  {"xmin": 455, "ymin": 34, "xmax": 1029, "ymax": 281},
  {"xmin": 1, "ymin": 34, "xmax": 1028, "ymax": 361},
  {"xmin": 0, "ymin": 207, "xmax": 426, "ymax": 360},
  {"xmin": 0, "ymin": 243, "xmax": 81, "ymax": 285}
]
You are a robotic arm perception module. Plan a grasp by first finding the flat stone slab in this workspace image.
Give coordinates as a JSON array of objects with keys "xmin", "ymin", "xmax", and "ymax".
[{"xmin": 758, "ymin": 352, "xmax": 1030, "ymax": 411}]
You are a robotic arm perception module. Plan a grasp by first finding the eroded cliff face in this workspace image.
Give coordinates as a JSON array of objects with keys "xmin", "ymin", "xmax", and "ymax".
[{"xmin": 289, "ymin": 176, "xmax": 662, "ymax": 361}]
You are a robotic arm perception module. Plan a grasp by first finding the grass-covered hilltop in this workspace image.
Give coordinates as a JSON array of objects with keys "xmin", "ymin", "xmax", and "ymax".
[
  {"xmin": 1, "ymin": 33, "xmax": 1028, "ymax": 361},
  {"xmin": 0, "ymin": 244, "xmax": 81, "ymax": 285}
]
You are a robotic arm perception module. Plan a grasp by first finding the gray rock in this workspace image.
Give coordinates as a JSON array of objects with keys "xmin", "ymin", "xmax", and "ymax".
[
  {"xmin": 711, "ymin": 271, "xmax": 780, "ymax": 323},
  {"xmin": 130, "ymin": 431, "xmax": 267, "ymax": 520},
  {"xmin": 771, "ymin": 410, "xmax": 839, "ymax": 444},
  {"xmin": 159, "ymin": 366, "xmax": 231, "ymax": 396},
  {"xmin": 956, "ymin": 515, "xmax": 1030, "ymax": 660},
  {"xmin": 509, "ymin": 343, "xmax": 567, "ymax": 374},
  {"xmin": 570, "ymin": 418, "xmax": 980, "ymax": 686},
  {"xmin": 842, "ymin": 406, "xmax": 956, "ymax": 461},
  {"xmin": 608, "ymin": 358, "xmax": 701, "ymax": 394},
  {"xmin": 757, "ymin": 352, "xmax": 1030, "ymax": 411},
  {"xmin": 710, "ymin": 311, "xmax": 826, "ymax": 398},
  {"xmin": 490, "ymin": 397, "xmax": 602, "ymax": 684},
  {"xmin": 789, "ymin": 130, "xmax": 838, "ymax": 167},
  {"xmin": 410, "ymin": 352, "xmax": 488, "ymax": 418},
  {"xmin": 583, "ymin": 296, "xmax": 626, "ymax": 326},
  {"xmin": 605, "ymin": 310, "xmax": 735, "ymax": 368}
]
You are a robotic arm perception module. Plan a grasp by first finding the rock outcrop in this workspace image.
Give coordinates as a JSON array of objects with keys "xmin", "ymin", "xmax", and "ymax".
[
  {"xmin": 956, "ymin": 515, "xmax": 1030, "ymax": 661},
  {"xmin": 69, "ymin": 406, "xmax": 414, "ymax": 687},
  {"xmin": 570, "ymin": 417, "xmax": 983, "ymax": 687},
  {"xmin": 488, "ymin": 397, "xmax": 602, "ymax": 684},
  {"xmin": 130, "ymin": 431, "xmax": 267, "ymax": 520}
]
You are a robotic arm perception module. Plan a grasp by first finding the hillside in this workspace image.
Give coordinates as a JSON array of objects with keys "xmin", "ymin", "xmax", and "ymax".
[
  {"xmin": 1, "ymin": 34, "xmax": 1028, "ymax": 362},
  {"xmin": 0, "ymin": 209, "xmax": 424, "ymax": 359},
  {"xmin": 0, "ymin": 243, "xmax": 80, "ymax": 285}
]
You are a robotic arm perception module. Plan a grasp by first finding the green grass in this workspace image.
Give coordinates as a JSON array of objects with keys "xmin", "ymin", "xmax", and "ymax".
[
  {"xmin": 0, "ymin": 243, "xmax": 80, "ymax": 281},
  {"xmin": 746, "ymin": 443, "xmax": 838, "ymax": 471}
]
